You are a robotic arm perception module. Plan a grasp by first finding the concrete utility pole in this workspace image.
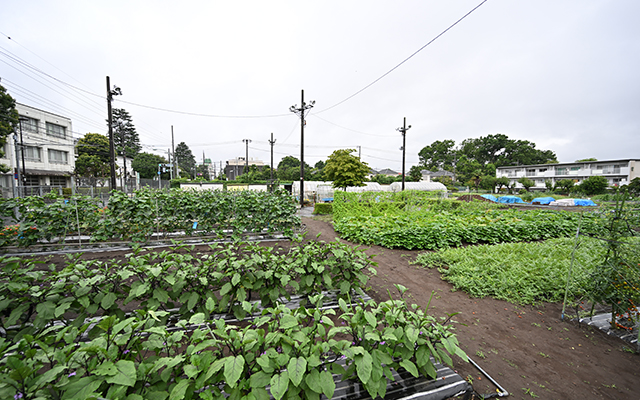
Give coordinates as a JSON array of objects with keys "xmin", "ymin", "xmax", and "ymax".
[
  {"xmin": 242, "ymin": 139, "xmax": 251, "ymax": 175},
  {"xmin": 13, "ymin": 133, "xmax": 22, "ymax": 197},
  {"xmin": 106, "ymin": 76, "xmax": 121, "ymax": 191},
  {"xmin": 396, "ymin": 117, "xmax": 411, "ymax": 191},
  {"xmin": 356, "ymin": 145, "xmax": 361, "ymax": 160},
  {"xmin": 289, "ymin": 90, "xmax": 315, "ymax": 207},
  {"xmin": 18, "ymin": 118, "xmax": 27, "ymax": 188},
  {"xmin": 171, "ymin": 126, "xmax": 176, "ymax": 178},
  {"xmin": 269, "ymin": 132, "xmax": 276, "ymax": 191}
]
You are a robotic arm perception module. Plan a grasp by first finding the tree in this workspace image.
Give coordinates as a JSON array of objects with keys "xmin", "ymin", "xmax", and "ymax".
[
  {"xmin": 624, "ymin": 177, "xmax": 640, "ymax": 196},
  {"xmin": 276, "ymin": 156, "xmax": 311, "ymax": 181},
  {"xmin": 480, "ymin": 176, "xmax": 497, "ymax": 192},
  {"xmin": 556, "ymin": 179, "xmax": 575, "ymax": 194},
  {"xmin": 517, "ymin": 177, "xmax": 535, "ymax": 192},
  {"xmin": 459, "ymin": 133, "xmax": 557, "ymax": 167},
  {"xmin": 174, "ymin": 142, "xmax": 196, "ymax": 178},
  {"xmin": 417, "ymin": 140, "xmax": 457, "ymax": 171},
  {"xmin": 132, "ymin": 152, "xmax": 169, "ymax": 179},
  {"xmin": 408, "ymin": 165, "xmax": 423, "ymax": 182},
  {"xmin": 196, "ymin": 164, "xmax": 210, "ymax": 180},
  {"xmin": 495, "ymin": 176, "xmax": 510, "ymax": 192},
  {"xmin": 0, "ymin": 84, "xmax": 18, "ymax": 173},
  {"xmin": 75, "ymin": 133, "xmax": 111, "ymax": 186},
  {"xmin": 579, "ymin": 176, "xmax": 608, "ymax": 195},
  {"xmin": 110, "ymin": 108, "xmax": 141, "ymax": 158},
  {"xmin": 323, "ymin": 149, "xmax": 370, "ymax": 190},
  {"xmin": 576, "ymin": 158, "xmax": 597, "ymax": 162},
  {"xmin": 545, "ymin": 179, "xmax": 554, "ymax": 191}
]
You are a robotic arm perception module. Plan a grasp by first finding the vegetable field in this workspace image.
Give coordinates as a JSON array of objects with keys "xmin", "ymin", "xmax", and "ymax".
[
  {"xmin": 332, "ymin": 191, "xmax": 603, "ymax": 249},
  {"xmin": 0, "ymin": 188, "xmax": 300, "ymax": 247},
  {"xmin": 0, "ymin": 240, "xmax": 468, "ymax": 399}
]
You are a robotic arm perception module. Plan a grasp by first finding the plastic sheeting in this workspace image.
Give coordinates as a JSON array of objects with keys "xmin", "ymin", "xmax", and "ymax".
[
  {"xmin": 549, "ymin": 198, "xmax": 597, "ymax": 207},
  {"xmin": 531, "ymin": 197, "xmax": 556, "ymax": 205},
  {"xmin": 497, "ymin": 195, "xmax": 525, "ymax": 204},
  {"xmin": 481, "ymin": 194, "xmax": 498, "ymax": 202},
  {"xmin": 574, "ymin": 199, "xmax": 597, "ymax": 206},
  {"xmin": 389, "ymin": 181, "xmax": 447, "ymax": 192}
]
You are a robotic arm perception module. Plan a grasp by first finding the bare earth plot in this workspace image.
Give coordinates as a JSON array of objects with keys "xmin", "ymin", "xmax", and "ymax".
[{"xmin": 302, "ymin": 216, "xmax": 639, "ymax": 400}]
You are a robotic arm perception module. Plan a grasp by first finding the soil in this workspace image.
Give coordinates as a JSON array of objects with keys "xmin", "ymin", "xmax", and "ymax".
[
  {"xmin": 22, "ymin": 215, "xmax": 639, "ymax": 399},
  {"xmin": 301, "ymin": 216, "xmax": 639, "ymax": 400}
]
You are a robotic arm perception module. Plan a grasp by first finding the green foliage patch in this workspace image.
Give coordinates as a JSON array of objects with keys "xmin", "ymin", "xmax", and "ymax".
[{"xmin": 414, "ymin": 237, "xmax": 606, "ymax": 304}]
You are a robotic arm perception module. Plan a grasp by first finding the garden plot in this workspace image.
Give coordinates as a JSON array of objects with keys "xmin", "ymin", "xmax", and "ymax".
[{"xmin": 0, "ymin": 240, "xmax": 470, "ymax": 400}]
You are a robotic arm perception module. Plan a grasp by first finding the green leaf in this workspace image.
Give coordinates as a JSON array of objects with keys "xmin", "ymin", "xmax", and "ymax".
[
  {"xmin": 189, "ymin": 313, "xmax": 205, "ymax": 325},
  {"xmin": 250, "ymin": 371, "xmax": 271, "ymax": 388},
  {"xmin": 35, "ymin": 365, "xmax": 66, "ymax": 388},
  {"xmin": 364, "ymin": 311, "xmax": 377, "ymax": 328},
  {"xmin": 269, "ymin": 371, "xmax": 289, "ymax": 400},
  {"xmin": 205, "ymin": 296, "xmax": 216, "ymax": 313},
  {"xmin": 338, "ymin": 298, "xmax": 348, "ymax": 312},
  {"xmin": 405, "ymin": 326, "xmax": 419, "ymax": 344},
  {"xmin": 232, "ymin": 273, "xmax": 241, "ymax": 286},
  {"xmin": 415, "ymin": 345, "xmax": 431, "ymax": 368},
  {"xmin": 224, "ymin": 355, "xmax": 245, "ymax": 388},
  {"xmin": 169, "ymin": 379, "xmax": 192, "ymax": 400},
  {"xmin": 287, "ymin": 357, "xmax": 307, "ymax": 387},
  {"xmin": 399, "ymin": 359, "xmax": 419, "ymax": 378},
  {"xmin": 319, "ymin": 370, "xmax": 335, "ymax": 398},
  {"xmin": 106, "ymin": 360, "xmax": 137, "ymax": 387},
  {"xmin": 154, "ymin": 288, "xmax": 169, "ymax": 303},
  {"xmin": 61, "ymin": 376, "xmax": 102, "ymax": 400},
  {"xmin": 54, "ymin": 302, "xmax": 72, "ymax": 318},
  {"xmin": 279, "ymin": 314, "xmax": 297, "ymax": 329},
  {"xmin": 101, "ymin": 292, "xmax": 117, "ymax": 309},
  {"xmin": 356, "ymin": 351, "xmax": 373, "ymax": 384},
  {"xmin": 305, "ymin": 369, "xmax": 321, "ymax": 394},
  {"xmin": 36, "ymin": 301, "xmax": 56, "ymax": 320}
]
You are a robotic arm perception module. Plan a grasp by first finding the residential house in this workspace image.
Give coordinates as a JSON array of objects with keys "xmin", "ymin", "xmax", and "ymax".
[{"xmin": 224, "ymin": 157, "xmax": 265, "ymax": 180}]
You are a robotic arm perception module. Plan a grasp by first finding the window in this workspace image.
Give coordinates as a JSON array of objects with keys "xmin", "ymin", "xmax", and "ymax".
[
  {"xmin": 526, "ymin": 169, "xmax": 536, "ymax": 176},
  {"xmin": 24, "ymin": 146, "xmax": 42, "ymax": 162},
  {"xmin": 20, "ymin": 117, "xmax": 39, "ymax": 133},
  {"xmin": 49, "ymin": 176, "xmax": 67, "ymax": 187},
  {"xmin": 556, "ymin": 167, "xmax": 567, "ymax": 175},
  {"xmin": 0, "ymin": 143, "xmax": 8, "ymax": 159},
  {"xmin": 24, "ymin": 176, "xmax": 40, "ymax": 186},
  {"xmin": 48, "ymin": 149, "xmax": 68, "ymax": 164},
  {"xmin": 46, "ymin": 122, "xmax": 66, "ymax": 139},
  {"xmin": 538, "ymin": 168, "xmax": 547, "ymax": 173},
  {"xmin": 570, "ymin": 167, "xmax": 580, "ymax": 171}
]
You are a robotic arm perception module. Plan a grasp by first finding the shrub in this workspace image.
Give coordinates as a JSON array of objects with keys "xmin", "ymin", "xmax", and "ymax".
[
  {"xmin": 579, "ymin": 176, "xmax": 608, "ymax": 196},
  {"xmin": 313, "ymin": 203, "xmax": 333, "ymax": 215}
]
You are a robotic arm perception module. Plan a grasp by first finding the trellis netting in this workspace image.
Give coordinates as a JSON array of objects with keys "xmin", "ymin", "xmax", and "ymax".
[
  {"xmin": 292, "ymin": 181, "xmax": 385, "ymax": 202},
  {"xmin": 389, "ymin": 181, "xmax": 447, "ymax": 192},
  {"xmin": 562, "ymin": 200, "xmax": 640, "ymax": 351}
]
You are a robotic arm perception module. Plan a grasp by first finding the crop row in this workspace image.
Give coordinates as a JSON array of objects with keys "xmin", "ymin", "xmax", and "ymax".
[
  {"xmin": 333, "ymin": 192, "xmax": 604, "ymax": 249},
  {"xmin": 0, "ymin": 188, "xmax": 300, "ymax": 247},
  {"xmin": 0, "ymin": 240, "xmax": 375, "ymax": 341},
  {"xmin": 0, "ymin": 241, "xmax": 466, "ymax": 399}
]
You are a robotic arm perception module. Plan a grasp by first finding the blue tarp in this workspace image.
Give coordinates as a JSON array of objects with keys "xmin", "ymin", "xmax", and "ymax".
[
  {"xmin": 531, "ymin": 197, "xmax": 556, "ymax": 205},
  {"xmin": 497, "ymin": 195, "xmax": 525, "ymax": 204},
  {"xmin": 481, "ymin": 194, "xmax": 498, "ymax": 202},
  {"xmin": 574, "ymin": 199, "xmax": 597, "ymax": 206}
]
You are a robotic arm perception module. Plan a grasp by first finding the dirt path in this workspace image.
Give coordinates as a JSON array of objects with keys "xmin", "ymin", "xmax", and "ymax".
[{"xmin": 302, "ymin": 216, "xmax": 639, "ymax": 400}]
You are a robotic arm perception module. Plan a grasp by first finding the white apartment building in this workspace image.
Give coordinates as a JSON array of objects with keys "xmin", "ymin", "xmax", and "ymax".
[
  {"xmin": 496, "ymin": 159, "xmax": 638, "ymax": 191},
  {"xmin": 0, "ymin": 103, "xmax": 74, "ymax": 196}
]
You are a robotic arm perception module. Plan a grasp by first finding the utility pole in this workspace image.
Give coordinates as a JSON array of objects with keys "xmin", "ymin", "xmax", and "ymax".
[
  {"xmin": 18, "ymin": 118, "xmax": 26, "ymax": 188},
  {"xmin": 356, "ymin": 145, "xmax": 361, "ymax": 160},
  {"xmin": 396, "ymin": 117, "xmax": 411, "ymax": 191},
  {"xmin": 13, "ymin": 133, "xmax": 22, "ymax": 197},
  {"xmin": 106, "ymin": 76, "xmax": 121, "ymax": 191},
  {"xmin": 242, "ymin": 139, "xmax": 251, "ymax": 176},
  {"xmin": 289, "ymin": 90, "xmax": 315, "ymax": 207},
  {"xmin": 269, "ymin": 132, "xmax": 276, "ymax": 191},
  {"xmin": 171, "ymin": 126, "xmax": 176, "ymax": 178}
]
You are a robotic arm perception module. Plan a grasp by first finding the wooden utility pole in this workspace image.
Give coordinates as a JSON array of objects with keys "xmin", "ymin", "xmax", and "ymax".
[
  {"xmin": 106, "ymin": 76, "xmax": 117, "ymax": 191},
  {"xmin": 396, "ymin": 117, "xmax": 411, "ymax": 191},
  {"xmin": 242, "ymin": 139, "xmax": 251, "ymax": 176},
  {"xmin": 289, "ymin": 90, "xmax": 314, "ymax": 207}
]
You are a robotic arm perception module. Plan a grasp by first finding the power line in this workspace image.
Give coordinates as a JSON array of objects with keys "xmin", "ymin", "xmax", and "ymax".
[
  {"xmin": 115, "ymin": 98, "xmax": 292, "ymax": 119},
  {"xmin": 316, "ymin": 0, "xmax": 489, "ymax": 113},
  {"xmin": 310, "ymin": 113, "xmax": 397, "ymax": 138}
]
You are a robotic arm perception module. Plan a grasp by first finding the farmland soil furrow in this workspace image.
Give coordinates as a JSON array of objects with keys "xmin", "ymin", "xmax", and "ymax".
[{"xmin": 302, "ymin": 215, "xmax": 639, "ymax": 400}]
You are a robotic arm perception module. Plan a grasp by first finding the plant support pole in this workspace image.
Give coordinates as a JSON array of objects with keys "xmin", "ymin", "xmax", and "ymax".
[{"xmin": 561, "ymin": 212, "xmax": 583, "ymax": 320}]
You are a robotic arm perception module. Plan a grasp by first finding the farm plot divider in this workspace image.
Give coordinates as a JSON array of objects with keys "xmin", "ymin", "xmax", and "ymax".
[{"xmin": 0, "ymin": 241, "xmax": 469, "ymax": 400}]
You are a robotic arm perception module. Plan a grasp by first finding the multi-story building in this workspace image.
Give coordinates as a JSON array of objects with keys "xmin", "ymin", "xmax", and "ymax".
[
  {"xmin": 496, "ymin": 159, "xmax": 638, "ymax": 191},
  {"xmin": 0, "ymin": 103, "xmax": 75, "ymax": 197},
  {"xmin": 224, "ymin": 157, "xmax": 265, "ymax": 180}
]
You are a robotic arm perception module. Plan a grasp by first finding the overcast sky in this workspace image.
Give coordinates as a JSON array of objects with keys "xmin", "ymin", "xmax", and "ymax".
[{"xmin": 1, "ymin": 0, "xmax": 638, "ymax": 173}]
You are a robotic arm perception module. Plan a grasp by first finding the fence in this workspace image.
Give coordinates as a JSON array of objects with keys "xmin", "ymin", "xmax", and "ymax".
[{"xmin": 562, "ymin": 201, "xmax": 640, "ymax": 351}]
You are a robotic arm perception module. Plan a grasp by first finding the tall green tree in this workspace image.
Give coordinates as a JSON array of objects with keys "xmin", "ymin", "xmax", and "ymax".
[
  {"xmin": 0, "ymin": 84, "xmax": 18, "ymax": 173},
  {"xmin": 408, "ymin": 165, "xmax": 424, "ymax": 182},
  {"xmin": 459, "ymin": 134, "xmax": 557, "ymax": 167},
  {"xmin": 75, "ymin": 133, "xmax": 111, "ymax": 185},
  {"xmin": 517, "ymin": 177, "xmax": 535, "ymax": 192},
  {"xmin": 174, "ymin": 142, "xmax": 196, "ymax": 178},
  {"xmin": 110, "ymin": 108, "xmax": 141, "ymax": 158},
  {"xmin": 323, "ymin": 149, "xmax": 369, "ymax": 190},
  {"xmin": 579, "ymin": 176, "xmax": 608, "ymax": 195},
  {"xmin": 132, "ymin": 152, "xmax": 169, "ymax": 179},
  {"xmin": 417, "ymin": 139, "xmax": 457, "ymax": 172},
  {"xmin": 276, "ymin": 156, "xmax": 311, "ymax": 181}
]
